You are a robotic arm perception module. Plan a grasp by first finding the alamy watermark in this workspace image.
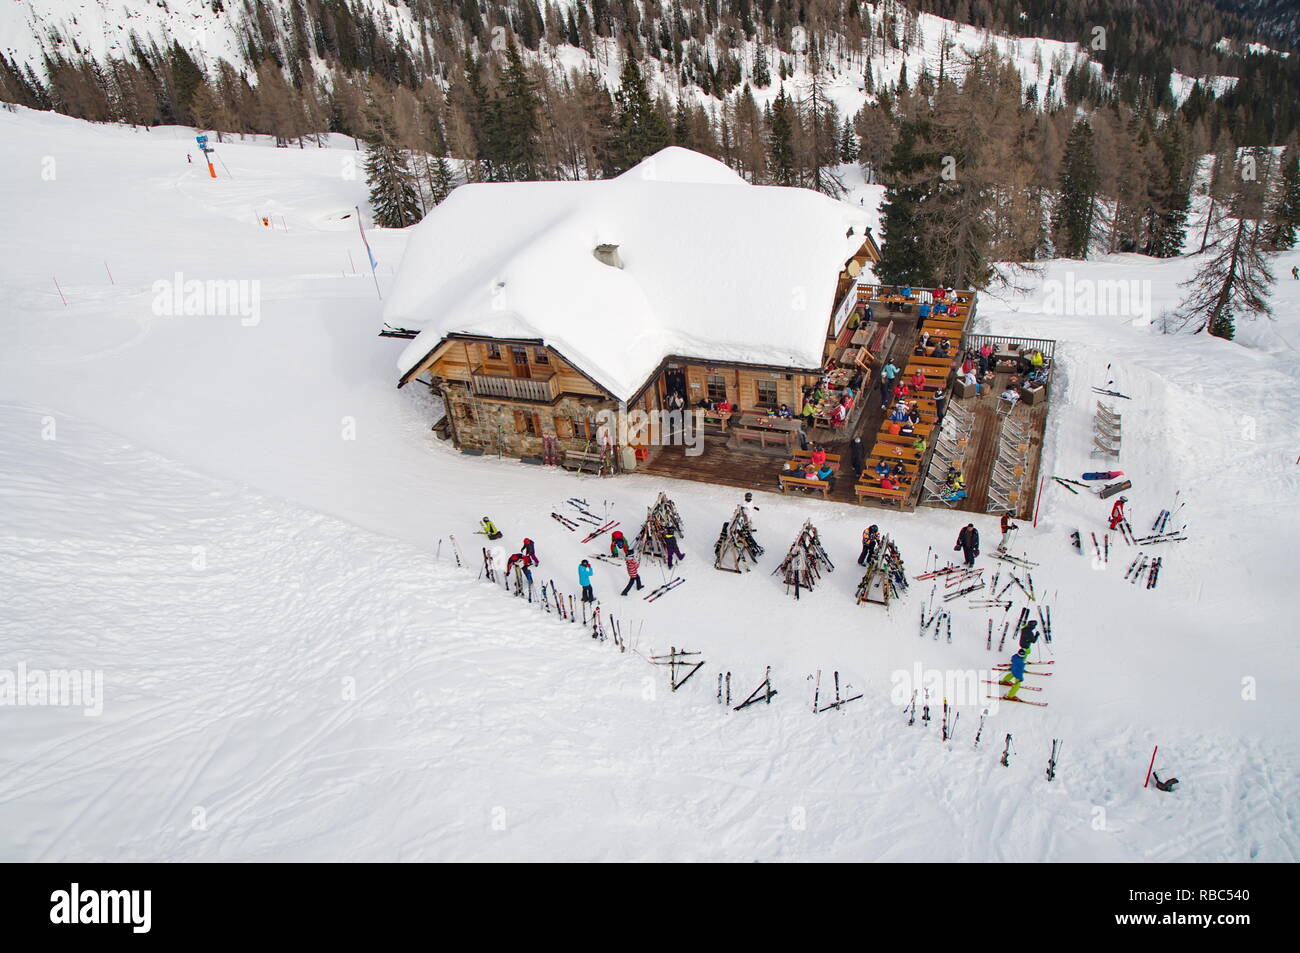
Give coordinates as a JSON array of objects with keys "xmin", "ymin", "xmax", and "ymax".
[
  {"xmin": 1043, "ymin": 274, "xmax": 1152, "ymax": 326},
  {"xmin": 0, "ymin": 662, "xmax": 104, "ymax": 716},
  {"xmin": 595, "ymin": 403, "xmax": 706, "ymax": 457},
  {"xmin": 151, "ymin": 271, "xmax": 261, "ymax": 326}
]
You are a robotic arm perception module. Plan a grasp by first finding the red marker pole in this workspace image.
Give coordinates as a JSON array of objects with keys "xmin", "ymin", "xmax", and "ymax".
[
  {"xmin": 1032, "ymin": 476, "xmax": 1045, "ymax": 527},
  {"xmin": 1144, "ymin": 745, "xmax": 1158, "ymax": 788}
]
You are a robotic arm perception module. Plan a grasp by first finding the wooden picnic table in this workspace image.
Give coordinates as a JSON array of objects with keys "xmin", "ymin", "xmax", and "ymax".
[{"xmin": 871, "ymin": 440, "xmax": 923, "ymax": 462}]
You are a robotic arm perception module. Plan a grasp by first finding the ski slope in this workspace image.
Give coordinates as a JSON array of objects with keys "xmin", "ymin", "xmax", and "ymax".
[{"xmin": 1, "ymin": 106, "xmax": 1297, "ymax": 861}]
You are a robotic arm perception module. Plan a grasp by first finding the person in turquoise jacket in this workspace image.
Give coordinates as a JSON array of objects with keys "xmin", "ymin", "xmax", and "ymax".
[{"xmin": 578, "ymin": 560, "xmax": 595, "ymax": 603}]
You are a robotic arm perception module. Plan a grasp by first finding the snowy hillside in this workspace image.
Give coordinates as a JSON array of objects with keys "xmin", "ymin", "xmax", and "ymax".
[{"xmin": 1, "ymin": 106, "xmax": 1297, "ymax": 861}]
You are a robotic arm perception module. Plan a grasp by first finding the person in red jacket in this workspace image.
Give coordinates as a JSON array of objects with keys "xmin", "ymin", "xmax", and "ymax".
[
  {"xmin": 1109, "ymin": 496, "xmax": 1128, "ymax": 530},
  {"xmin": 810, "ymin": 446, "xmax": 827, "ymax": 468},
  {"xmin": 610, "ymin": 530, "xmax": 630, "ymax": 556}
]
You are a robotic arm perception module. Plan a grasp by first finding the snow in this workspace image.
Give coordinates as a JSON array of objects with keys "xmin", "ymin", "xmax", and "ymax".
[
  {"xmin": 387, "ymin": 148, "xmax": 870, "ymax": 401},
  {"xmin": 2, "ymin": 105, "xmax": 1298, "ymax": 861}
]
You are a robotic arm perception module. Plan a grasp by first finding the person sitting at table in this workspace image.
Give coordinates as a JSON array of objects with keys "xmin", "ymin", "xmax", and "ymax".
[
  {"xmin": 889, "ymin": 404, "xmax": 908, "ymax": 423},
  {"xmin": 911, "ymin": 370, "xmax": 926, "ymax": 390},
  {"xmin": 777, "ymin": 403, "xmax": 793, "ymax": 419},
  {"xmin": 830, "ymin": 402, "xmax": 848, "ymax": 427},
  {"xmin": 801, "ymin": 398, "xmax": 816, "ymax": 422},
  {"xmin": 874, "ymin": 460, "xmax": 891, "ymax": 478},
  {"xmin": 864, "ymin": 304, "xmax": 875, "ymax": 323},
  {"xmin": 961, "ymin": 356, "xmax": 976, "ymax": 377},
  {"xmin": 919, "ymin": 330, "xmax": 931, "ymax": 351},
  {"xmin": 933, "ymin": 286, "xmax": 946, "ymax": 301},
  {"xmin": 895, "ymin": 382, "xmax": 912, "ymax": 399},
  {"xmin": 935, "ymin": 300, "xmax": 949, "ymax": 315},
  {"xmin": 810, "ymin": 445, "xmax": 828, "ymax": 469},
  {"xmin": 946, "ymin": 467, "xmax": 964, "ymax": 492},
  {"xmin": 846, "ymin": 309, "xmax": 861, "ymax": 332},
  {"xmin": 1000, "ymin": 388, "xmax": 1021, "ymax": 406},
  {"xmin": 912, "ymin": 435, "xmax": 927, "ymax": 455},
  {"xmin": 816, "ymin": 463, "xmax": 837, "ymax": 490},
  {"xmin": 907, "ymin": 405, "xmax": 922, "ymax": 425},
  {"xmin": 880, "ymin": 474, "xmax": 900, "ymax": 491},
  {"xmin": 843, "ymin": 393, "xmax": 855, "ymax": 413},
  {"xmin": 961, "ymin": 369, "xmax": 981, "ymax": 396},
  {"xmin": 936, "ymin": 338, "xmax": 952, "ymax": 358}
]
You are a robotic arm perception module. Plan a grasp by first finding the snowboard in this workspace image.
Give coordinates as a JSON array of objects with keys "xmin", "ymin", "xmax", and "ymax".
[
  {"xmin": 1098, "ymin": 479, "xmax": 1132, "ymax": 500},
  {"xmin": 1081, "ymin": 471, "xmax": 1123, "ymax": 480}
]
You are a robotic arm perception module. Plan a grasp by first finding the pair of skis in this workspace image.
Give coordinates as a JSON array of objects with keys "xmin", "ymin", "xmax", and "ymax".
[
  {"xmin": 551, "ymin": 512, "xmax": 578, "ymax": 531},
  {"xmin": 644, "ymin": 577, "xmax": 685, "ymax": 602},
  {"xmin": 581, "ymin": 520, "xmax": 619, "ymax": 543}
]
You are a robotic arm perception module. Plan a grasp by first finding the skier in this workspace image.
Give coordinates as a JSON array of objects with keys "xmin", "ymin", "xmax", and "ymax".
[
  {"xmin": 578, "ymin": 560, "xmax": 595, "ymax": 603},
  {"xmin": 1293, "ymin": 265, "xmax": 1299, "ymax": 280},
  {"xmin": 620, "ymin": 551, "xmax": 644, "ymax": 596},
  {"xmin": 1017, "ymin": 618, "xmax": 1040, "ymax": 656},
  {"xmin": 520, "ymin": 537, "xmax": 539, "ymax": 566},
  {"xmin": 955, "ymin": 523, "xmax": 980, "ymax": 567},
  {"xmin": 505, "ymin": 552, "xmax": 533, "ymax": 585},
  {"xmin": 609, "ymin": 530, "xmax": 630, "ymax": 557},
  {"xmin": 480, "ymin": 517, "xmax": 503, "ymax": 540},
  {"xmin": 186, "ymin": 153, "xmax": 192, "ymax": 164},
  {"xmin": 997, "ymin": 513, "xmax": 1018, "ymax": 553},
  {"xmin": 858, "ymin": 525, "xmax": 880, "ymax": 566},
  {"xmin": 1108, "ymin": 496, "xmax": 1128, "ymax": 531},
  {"xmin": 663, "ymin": 527, "xmax": 686, "ymax": 568},
  {"xmin": 999, "ymin": 648, "xmax": 1028, "ymax": 699}
]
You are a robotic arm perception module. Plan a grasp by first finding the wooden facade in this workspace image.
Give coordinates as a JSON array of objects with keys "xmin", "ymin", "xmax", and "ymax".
[{"xmin": 400, "ymin": 232, "xmax": 879, "ymax": 469}]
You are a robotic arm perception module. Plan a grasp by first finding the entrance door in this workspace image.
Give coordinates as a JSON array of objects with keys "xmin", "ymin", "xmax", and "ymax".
[
  {"xmin": 664, "ymin": 367, "xmax": 686, "ymax": 400},
  {"xmin": 510, "ymin": 346, "xmax": 531, "ymax": 378}
]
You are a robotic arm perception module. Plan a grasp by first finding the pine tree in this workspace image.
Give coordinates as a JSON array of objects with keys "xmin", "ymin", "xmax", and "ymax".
[
  {"xmin": 1265, "ymin": 141, "xmax": 1300, "ymax": 250},
  {"xmin": 752, "ymin": 45, "xmax": 770, "ymax": 88},
  {"xmin": 1145, "ymin": 122, "xmax": 1191, "ymax": 258},
  {"xmin": 876, "ymin": 120, "xmax": 935, "ymax": 286},
  {"xmin": 1176, "ymin": 150, "xmax": 1275, "ymax": 339},
  {"xmin": 767, "ymin": 86, "xmax": 796, "ymax": 186},
  {"xmin": 1052, "ymin": 120, "xmax": 1099, "ymax": 258},
  {"xmin": 492, "ymin": 37, "xmax": 543, "ymax": 180},
  {"xmin": 364, "ymin": 96, "xmax": 421, "ymax": 227},
  {"xmin": 612, "ymin": 48, "xmax": 669, "ymax": 172}
]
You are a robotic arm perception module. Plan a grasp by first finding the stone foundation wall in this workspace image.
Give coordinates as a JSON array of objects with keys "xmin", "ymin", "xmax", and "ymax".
[{"xmin": 441, "ymin": 384, "xmax": 617, "ymax": 460}]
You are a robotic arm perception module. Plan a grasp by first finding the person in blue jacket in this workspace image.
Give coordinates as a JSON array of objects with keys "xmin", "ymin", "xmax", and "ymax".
[
  {"xmin": 578, "ymin": 560, "xmax": 595, "ymax": 603},
  {"xmin": 999, "ymin": 648, "xmax": 1027, "ymax": 698}
]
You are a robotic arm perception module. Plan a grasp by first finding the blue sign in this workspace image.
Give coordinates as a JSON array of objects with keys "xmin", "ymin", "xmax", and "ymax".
[{"xmin": 195, "ymin": 135, "xmax": 208, "ymax": 146}]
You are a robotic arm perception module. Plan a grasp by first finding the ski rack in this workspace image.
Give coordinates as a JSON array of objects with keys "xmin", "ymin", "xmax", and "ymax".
[
  {"xmin": 773, "ymin": 520, "xmax": 834, "ymax": 599},
  {"xmin": 649, "ymin": 646, "xmax": 704, "ymax": 692},
  {"xmin": 811, "ymin": 670, "xmax": 863, "ymax": 712},
  {"xmin": 856, "ymin": 534, "xmax": 906, "ymax": 607},
  {"xmin": 1091, "ymin": 401, "xmax": 1122, "ymax": 459},
  {"xmin": 635, "ymin": 492, "xmax": 685, "ymax": 565},
  {"xmin": 734, "ymin": 666, "xmax": 778, "ymax": 711},
  {"xmin": 713, "ymin": 505, "xmax": 763, "ymax": 573}
]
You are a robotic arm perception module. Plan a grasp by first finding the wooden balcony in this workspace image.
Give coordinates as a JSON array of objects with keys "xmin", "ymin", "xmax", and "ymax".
[{"xmin": 470, "ymin": 366, "xmax": 558, "ymax": 403}]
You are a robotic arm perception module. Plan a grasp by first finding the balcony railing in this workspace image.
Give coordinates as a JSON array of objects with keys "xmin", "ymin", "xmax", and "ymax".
[{"xmin": 470, "ymin": 366, "xmax": 558, "ymax": 403}]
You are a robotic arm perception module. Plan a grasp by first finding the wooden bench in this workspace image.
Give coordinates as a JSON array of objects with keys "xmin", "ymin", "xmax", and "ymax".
[
  {"xmin": 865, "ymin": 457, "xmax": 919, "ymax": 475},
  {"xmin": 877, "ymin": 431, "xmax": 929, "ymax": 449},
  {"xmin": 855, "ymin": 482, "xmax": 910, "ymax": 507},
  {"xmin": 779, "ymin": 473, "xmax": 831, "ymax": 497},
  {"xmin": 791, "ymin": 449, "xmax": 842, "ymax": 466},
  {"xmin": 561, "ymin": 449, "xmax": 604, "ymax": 471},
  {"xmin": 910, "ymin": 354, "xmax": 955, "ymax": 369},
  {"xmin": 734, "ymin": 428, "xmax": 791, "ymax": 450}
]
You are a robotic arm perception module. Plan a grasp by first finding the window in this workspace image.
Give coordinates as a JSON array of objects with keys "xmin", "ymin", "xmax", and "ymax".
[
  {"xmin": 513, "ymin": 411, "xmax": 541, "ymax": 436},
  {"xmin": 755, "ymin": 379, "xmax": 778, "ymax": 411},
  {"xmin": 485, "ymin": 342, "xmax": 502, "ymax": 361},
  {"xmin": 534, "ymin": 348, "xmax": 550, "ymax": 365},
  {"xmin": 554, "ymin": 417, "xmax": 574, "ymax": 439},
  {"xmin": 706, "ymin": 374, "xmax": 727, "ymax": 404}
]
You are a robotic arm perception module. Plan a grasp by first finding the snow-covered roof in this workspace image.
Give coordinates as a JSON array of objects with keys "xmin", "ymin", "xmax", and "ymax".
[{"xmin": 388, "ymin": 147, "xmax": 870, "ymax": 401}]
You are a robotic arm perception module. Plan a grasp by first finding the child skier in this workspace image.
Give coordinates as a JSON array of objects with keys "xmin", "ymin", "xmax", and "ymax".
[
  {"xmin": 1108, "ymin": 496, "xmax": 1128, "ymax": 531},
  {"xmin": 620, "ymin": 551, "xmax": 644, "ymax": 596},
  {"xmin": 999, "ymin": 649, "xmax": 1028, "ymax": 699},
  {"xmin": 997, "ymin": 513, "xmax": 1018, "ymax": 553},
  {"xmin": 578, "ymin": 560, "xmax": 595, "ymax": 603},
  {"xmin": 521, "ymin": 537, "xmax": 539, "ymax": 566},
  {"xmin": 480, "ymin": 517, "xmax": 502, "ymax": 540}
]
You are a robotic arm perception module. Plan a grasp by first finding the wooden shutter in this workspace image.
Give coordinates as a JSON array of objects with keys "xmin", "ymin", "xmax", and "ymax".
[
  {"xmin": 555, "ymin": 417, "xmax": 574, "ymax": 439},
  {"xmin": 513, "ymin": 410, "xmax": 526, "ymax": 433}
]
